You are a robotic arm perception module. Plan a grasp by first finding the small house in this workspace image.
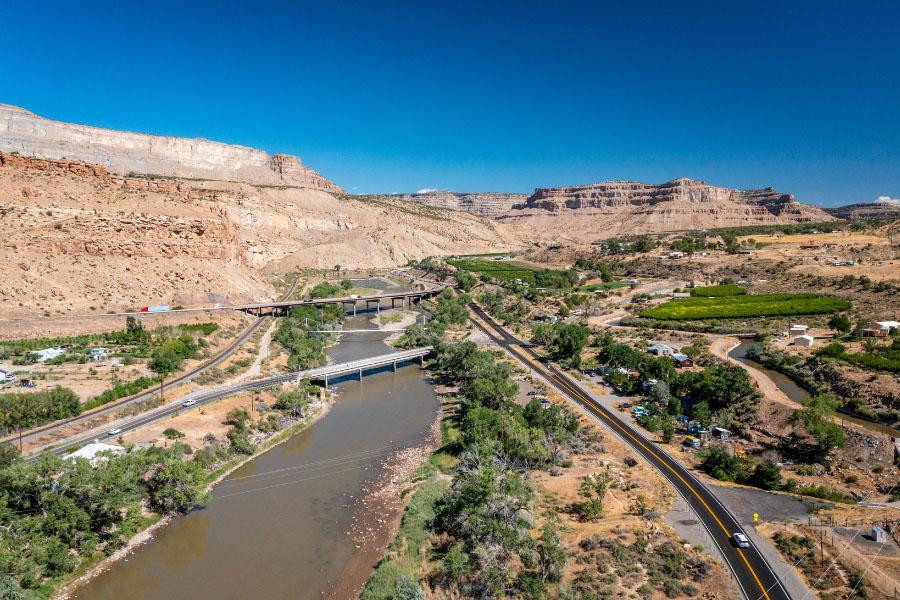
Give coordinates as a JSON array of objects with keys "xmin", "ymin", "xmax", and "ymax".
[
  {"xmin": 668, "ymin": 251, "xmax": 685, "ymax": 259},
  {"xmin": 64, "ymin": 442, "xmax": 125, "ymax": 467},
  {"xmin": 648, "ymin": 343, "xmax": 675, "ymax": 356},
  {"xmin": 90, "ymin": 347, "xmax": 108, "ymax": 361},
  {"xmin": 789, "ymin": 324, "xmax": 809, "ymax": 336},
  {"xmin": 672, "ymin": 353, "xmax": 693, "ymax": 368},
  {"xmin": 872, "ymin": 527, "xmax": 887, "ymax": 543},
  {"xmin": 623, "ymin": 279, "xmax": 641, "ymax": 285},
  {"xmin": 0, "ymin": 370, "xmax": 14, "ymax": 383},
  {"xmin": 794, "ymin": 334, "xmax": 815, "ymax": 348},
  {"xmin": 711, "ymin": 426, "xmax": 731, "ymax": 440},
  {"xmin": 862, "ymin": 320, "xmax": 899, "ymax": 337},
  {"xmin": 30, "ymin": 347, "xmax": 64, "ymax": 363}
]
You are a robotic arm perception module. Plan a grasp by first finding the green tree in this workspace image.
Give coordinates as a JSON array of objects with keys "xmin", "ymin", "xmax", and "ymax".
[
  {"xmin": 126, "ymin": 315, "xmax": 144, "ymax": 340},
  {"xmin": 0, "ymin": 441, "xmax": 19, "ymax": 468},
  {"xmin": 0, "ymin": 573, "xmax": 26, "ymax": 600},
  {"xmin": 537, "ymin": 513, "xmax": 566, "ymax": 583},
  {"xmin": 394, "ymin": 576, "xmax": 424, "ymax": 600},
  {"xmin": 577, "ymin": 472, "xmax": 612, "ymax": 521},
  {"xmin": 794, "ymin": 395, "xmax": 845, "ymax": 456},
  {"xmin": 750, "ymin": 460, "xmax": 782, "ymax": 490},
  {"xmin": 145, "ymin": 457, "xmax": 208, "ymax": 514},
  {"xmin": 548, "ymin": 323, "xmax": 589, "ymax": 367},
  {"xmin": 828, "ymin": 313, "xmax": 852, "ymax": 333},
  {"xmin": 456, "ymin": 270, "xmax": 477, "ymax": 292}
]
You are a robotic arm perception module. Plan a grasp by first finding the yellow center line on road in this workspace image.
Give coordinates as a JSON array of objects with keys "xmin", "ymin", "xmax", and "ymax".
[{"xmin": 475, "ymin": 314, "xmax": 774, "ymax": 600}]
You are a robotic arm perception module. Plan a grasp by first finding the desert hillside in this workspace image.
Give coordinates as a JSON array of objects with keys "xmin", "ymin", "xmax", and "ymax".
[
  {"xmin": 0, "ymin": 152, "xmax": 519, "ymax": 318},
  {"xmin": 373, "ymin": 191, "xmax": 528, "ymax": 218}
]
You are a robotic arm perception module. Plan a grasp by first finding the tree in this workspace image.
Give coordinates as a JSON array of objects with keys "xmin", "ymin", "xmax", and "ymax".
[
  {"xmin": 828, "ymin": 314, "xmax": 851, "ymax": 333},
  {"xmin": 794, "ymin": 395, "xmax": 845, "ymax": 456},
  {"xmin": 126, "ymin": 315, "xmax": 144, "ymax": 340},
  {"xmin": 145, "ymin": 457, "xmax": 208, "ymax": 514},
  {"xmin": 456, "ymin": 270, "xmax": 477, "ymax": 292},
  {"xmin": 537, "ymin": 513, "xmax": 566, "ymax": 583},
  {"xmin": 0, "ymin": 441, "xmax": 19, "ymax": 468},
  {"xmin": 750, "ymin": 460, "xmax": 782, "ymax": 490},
  {"xmin": 340, "ymin": 279, "xmax": 353, "ymax": 290},
  {"xmin": 548, "ymin": 323, "xmax": 589, "ymax": 367},
  {"xmin": 577, "ymin": 472, "xmax": 612, "ymax": 521}
]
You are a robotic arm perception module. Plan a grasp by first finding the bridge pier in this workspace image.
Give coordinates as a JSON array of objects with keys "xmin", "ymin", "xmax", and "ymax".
[
  {"xmin": 358, "ymin": 367, "xmax": 363, "ymax": 381},
  {"xmin": 392, "ymin": 360, "xmax": 397, "ymax": 372}
]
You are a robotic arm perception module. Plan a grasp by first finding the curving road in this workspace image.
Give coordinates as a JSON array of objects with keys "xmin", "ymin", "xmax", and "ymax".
[{"xmin": 468, "ymin": 302, "xmax": 792, "ymax": 600}]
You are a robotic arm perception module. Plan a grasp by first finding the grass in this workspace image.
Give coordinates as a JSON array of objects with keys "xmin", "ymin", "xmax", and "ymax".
[
  {"xmin": 639, "ymin": 293, "xmax": 850, "ymax": 321},
  {"xmin": 689, "ymin": 283, "xmax": 746, "ymax": 297}
]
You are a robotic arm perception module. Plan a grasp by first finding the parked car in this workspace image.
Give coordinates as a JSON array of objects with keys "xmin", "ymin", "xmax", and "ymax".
[
  {"xmin": 631, "ymin": 406, "xmax": 649, "ymax": 417},
  {"xmin": 732, "ymin": 532, "xmax": 750, "ymax": 548}
]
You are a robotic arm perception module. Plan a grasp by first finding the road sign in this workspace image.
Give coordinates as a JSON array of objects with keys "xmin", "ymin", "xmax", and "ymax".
[{"xmin": 753, "ymin": 512, "xmax": 759, "ymax": 523}]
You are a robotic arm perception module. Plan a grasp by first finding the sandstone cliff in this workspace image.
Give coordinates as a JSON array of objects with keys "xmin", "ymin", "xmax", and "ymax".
[
  {"xmin": 0, "ymin": 152, "xmax": 519, "ymax": 318},
  {"xmin": 374, "ymin": 191, "xmax": 528, "ymax": 218},
  {"xmin": 0, "ymin": 104, "xmax": 342, "ymax": 192},
  {"xmin": 825, "ymin": 202, "xmax": 900, "ymax": 221},
  {"xmin": 498, "ymin": 178, "xmax": 834, "ymax": 242}
]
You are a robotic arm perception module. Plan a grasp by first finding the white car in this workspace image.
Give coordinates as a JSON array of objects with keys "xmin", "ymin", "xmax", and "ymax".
[
  {"xmin": 732, "ymin": 532, "xmax": 751, "ymax": 548},
  {"xmin": 182, "ymin": 399, "xmax": 197, "ymax": 408},
  {"xmin": 107, "ymin": 428, "xmax": 122, "ymax": 436}
]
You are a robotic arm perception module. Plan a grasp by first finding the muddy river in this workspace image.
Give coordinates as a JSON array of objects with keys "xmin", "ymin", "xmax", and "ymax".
[{"xmin": 73, "ymin": 288, "xmax": 439, "ymax": 599}]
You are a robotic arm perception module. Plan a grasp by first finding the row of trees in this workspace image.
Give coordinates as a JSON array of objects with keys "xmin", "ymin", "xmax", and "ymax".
[
  {"xmin": 0, "ymin": 387, "xmax": 80, "ymax": 437},
  {"xmin": 429, "ymin": 342, "xmax": 583, "ymax": 597}
]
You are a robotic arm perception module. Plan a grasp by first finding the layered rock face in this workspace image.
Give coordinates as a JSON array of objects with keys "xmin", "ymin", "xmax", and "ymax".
[
  {"xmin": 497, "ymin": 177, "xmax": 834, "ymax": 241},
  {"xmin": 377, "ymin": 191, "xmax": 528, "ymax": 218},
  {"xmin": 516, "ymin": 178, "xmax": 799, "ymax": 214},
  {"xmin": 825, "ymin": 202, "xmax": 900, "ymax": 221},
  {"xmin": 0, "ymin": 152, "xmax": 518, "ymax": 317},
  {"xmin": 0, "ymin": 104, "xmax": 342, "ymax": 192}
]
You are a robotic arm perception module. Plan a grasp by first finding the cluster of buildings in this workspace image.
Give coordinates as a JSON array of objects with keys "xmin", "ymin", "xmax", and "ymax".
[
  {"xmin": 647, "ymin": 343, "xmax": 694, "ymax": 367},
  {"xmin": 861, "ymin": 320, "xmax": 899, "ymax": 338}
]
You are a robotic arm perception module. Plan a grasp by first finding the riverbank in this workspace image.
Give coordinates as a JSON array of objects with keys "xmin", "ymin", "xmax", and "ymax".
[
  {"xmin": 329, "ymin": 399, "xmax": 442, "ymax": 599},
  {"xmin": 54, "ymin": 390, "xmax": 336, "ymax": 600}
]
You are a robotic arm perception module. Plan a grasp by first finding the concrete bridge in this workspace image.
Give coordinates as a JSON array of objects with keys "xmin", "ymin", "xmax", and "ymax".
[
  {"xmin": 297, "ymin": 347, "xmax": 433, "ymax": 388},
  {"xmin": 32, "ymin": 347, "xmax": 435, "ymax": 459},
  {"xmin": 236, "ymin": 286, "xmax": 445, "ymax": 317}
]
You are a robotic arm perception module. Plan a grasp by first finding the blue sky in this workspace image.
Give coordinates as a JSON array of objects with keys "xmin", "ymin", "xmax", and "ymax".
[{"xmin": 1, "ymin": 1, "xmax": 898, "ymax": 206}]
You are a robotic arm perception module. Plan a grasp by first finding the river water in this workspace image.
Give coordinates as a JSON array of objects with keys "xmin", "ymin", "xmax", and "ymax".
[
  {"xmin": 728, "ymin": 340, "xmax": 899, "ymax": 436},
  {"xmin": 73, "ymin": 285, "xmax": 439, "ymax": 600}
]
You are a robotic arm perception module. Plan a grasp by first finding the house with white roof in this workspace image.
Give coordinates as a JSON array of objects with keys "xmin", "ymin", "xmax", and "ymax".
[
  {"xmin": 30, "ymin": 347, "xmax": 64, "ymax": 362},
  {"xmin": 794, "ymin": 334, "xmax": 815, "ymax": 347},
  {"xmin": 862, "ymin": 320, "xmax": 899, "ymax": 337},
  {"xmin": 64, "ymin": 442, "xmax": 125, "ymax": 467},
  {"xmin": 789, "ymin": 324, "xmax": 809, "ymax": 336},
  {"xmin": 647, "ymin": 343, "xmax": 675, "ymax": 356}
]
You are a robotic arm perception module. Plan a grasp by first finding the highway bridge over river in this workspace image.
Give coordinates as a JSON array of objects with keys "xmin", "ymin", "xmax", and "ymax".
[{"xmin": 27, "ymin": 347, "xmax": 434, "ymax": 460}]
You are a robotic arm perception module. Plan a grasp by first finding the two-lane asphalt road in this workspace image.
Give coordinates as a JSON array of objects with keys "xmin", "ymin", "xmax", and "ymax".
[{"xmin": 469, "ymin": 302, "xmax": 792, "ymax": 600}]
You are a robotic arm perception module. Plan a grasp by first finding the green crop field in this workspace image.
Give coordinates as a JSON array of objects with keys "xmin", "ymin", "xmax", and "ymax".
[
  {"xmin": 447, "ymin": 257, "xmax": 541, "ymax": 282},
  {"xmin": 639, "ymin": 293, "xmax": 850, "ymax": 320},
  {"xmin": 689, "ymin": 283, "xmax": 746, "ymax": 297}
]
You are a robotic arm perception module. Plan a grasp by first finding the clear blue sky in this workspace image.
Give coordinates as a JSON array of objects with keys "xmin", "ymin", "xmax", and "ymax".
[{"xmin": 2, "ymin": 1, "xmax": 898, "ymax": 206}]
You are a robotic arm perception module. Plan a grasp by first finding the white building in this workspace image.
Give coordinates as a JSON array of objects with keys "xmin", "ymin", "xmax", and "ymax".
[
  {"xmin": 64, "ymin": 442, "xmax": 125, "ymax": 467},
  {"xmin": 30, "ymin": 347, "xmax": 64, "ymax": 362},
  {"xmin": 789, "ymin": 324, "xmax": 809, "ymax": 336},
  {"xmin": 794, "ymin": 334, "xmax": 815, "ymax": 347},
  {"xmin": 90, "ymin": 348, "xmax": 109, "ymax": 361},
  {"xmin": 647, "ymin": 343, "xmax": 675, "ymax": 356}
]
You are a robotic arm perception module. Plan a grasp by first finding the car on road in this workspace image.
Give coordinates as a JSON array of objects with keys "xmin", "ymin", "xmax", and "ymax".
[
  {"xmin": 182, "ymin": 399, "xmax": 197, "ymax": 407},
  {"xmin": 732, "ymin": 532, "xmax": 751, "ymax": 548},
  {"xmin": 107, "ymin": 427, "xmax": 122, "ymax": 436}
]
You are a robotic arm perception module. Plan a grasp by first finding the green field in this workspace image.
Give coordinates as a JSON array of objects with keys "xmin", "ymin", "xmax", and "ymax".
[
  {"xmin": 639, "ymin": 293, "xmax": 850, "ymax": 320},
  {"xmin": 447, "ymin": 257, "xmax": 539, "ymax": 281},
  {"xmin": 689, "ymin": 283, "xmax": 747, "ymax": 297}
]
